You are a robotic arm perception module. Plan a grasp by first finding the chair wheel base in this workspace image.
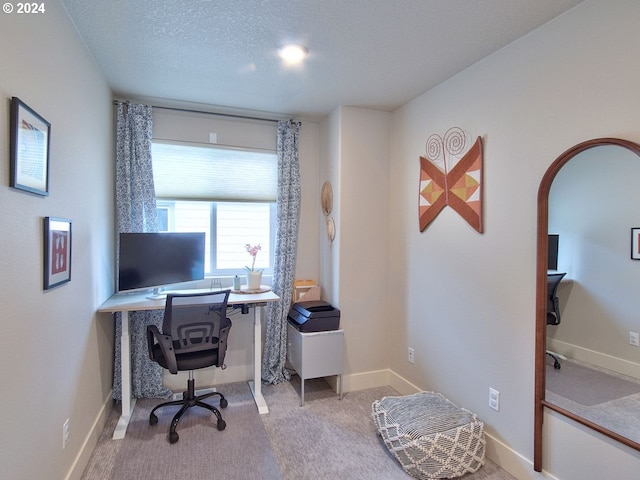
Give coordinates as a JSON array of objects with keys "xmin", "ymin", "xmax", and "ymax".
[{"xmin": 148, "ymin": 380, "xmax": 228, "ymax": 442}]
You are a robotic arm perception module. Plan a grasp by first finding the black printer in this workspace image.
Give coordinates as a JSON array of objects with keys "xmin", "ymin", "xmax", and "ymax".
[{"xmin": 287, "ymin": 300, "xmax": 340, "ymax": 333}]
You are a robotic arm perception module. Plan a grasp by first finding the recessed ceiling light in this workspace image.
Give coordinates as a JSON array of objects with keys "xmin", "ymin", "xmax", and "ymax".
[{"xmin": 278, "ymin": 44, "xmax": 308, "ymax": 64}]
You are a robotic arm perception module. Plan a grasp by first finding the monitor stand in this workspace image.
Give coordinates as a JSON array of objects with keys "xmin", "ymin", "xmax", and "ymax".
[{"xmin": 146, "ymin": 288, "xmax": 167, "ymax": 301}]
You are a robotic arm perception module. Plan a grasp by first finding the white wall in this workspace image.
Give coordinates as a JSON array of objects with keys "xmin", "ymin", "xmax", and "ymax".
[
  {"xmin": 319, "ymin": 108, "xmax": 341, "ymax": 304},
  {"xmin": 320, "ymin": 106, "xmax": 392, "ymax": 389},
  {"xmin": 389, "ymin": 0, "xmax": 640, "ymax": 478},
  {"xmin": 0, "ymin": 2, "xmax": 114, "ymax": 479}
]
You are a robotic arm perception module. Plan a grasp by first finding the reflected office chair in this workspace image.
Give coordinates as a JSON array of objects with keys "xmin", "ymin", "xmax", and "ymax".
[
  {"xmin": 146, "ymin": 290, "xmax": 232, "ymax": 443},
  {"xmin": 546, "ymin": 273, "xmax": 566, "ymax": 369}
]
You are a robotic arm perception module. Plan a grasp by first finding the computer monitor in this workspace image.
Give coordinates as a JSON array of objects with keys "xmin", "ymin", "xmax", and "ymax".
[
  {"xmin": 118, "ymin": 232, "xmax": 205, "ymax": 293},
  {"xmin": 548, "ymin": 234, "xmax": 559, "ymax": 271}
]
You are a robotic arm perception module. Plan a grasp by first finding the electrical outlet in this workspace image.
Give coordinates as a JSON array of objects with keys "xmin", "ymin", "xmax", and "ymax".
[
  {"xmin": 408, "ymin": 347, "xmax": 415, "ymax": 364},
  {"xmin": 630, "ymin": 332, "xmax": 639, "ymax": 347},
  {"xmin": 62, "ymin": 419, "xmax": 70, "ymax": 449},
  {"xmin": 489, "ymin": 388, "xmax": 500, "ymax": 412}
]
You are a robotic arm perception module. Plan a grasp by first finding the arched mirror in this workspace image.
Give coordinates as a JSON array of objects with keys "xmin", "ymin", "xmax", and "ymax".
[{"xmin": 534, "ymin": 138, "xmax": 640, "ymax": 471}]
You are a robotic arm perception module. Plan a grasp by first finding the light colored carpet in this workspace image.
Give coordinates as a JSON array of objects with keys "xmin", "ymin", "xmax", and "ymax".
[
  {"xmin": 82, "ymin": 377, "xmax": 516, "ymax": 480},
  {"xmin": 546, "ymin": 358, "xmax": 640, "ymax": 406},
  {"xmin": 262, "ymin": 378, "xmax": 408, "ymax": 479},
  {"xmin": 84, "ymin": 382, "xmax": 281, "ymax": 480},
  {"xmin": 545, "ymin": 358, "xmax": 640, "ymax": 444}
]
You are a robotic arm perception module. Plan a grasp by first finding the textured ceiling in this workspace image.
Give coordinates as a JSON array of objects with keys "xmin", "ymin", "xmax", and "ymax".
[{"xmin": 60, "ymin": 0, "xmax": 584, "ymax": 120}]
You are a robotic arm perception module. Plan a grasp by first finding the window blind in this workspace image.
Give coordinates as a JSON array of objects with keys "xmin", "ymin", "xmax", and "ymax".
[{"xmin": 151, "ymin": 142, "xmax": 277, "ymax": 202}]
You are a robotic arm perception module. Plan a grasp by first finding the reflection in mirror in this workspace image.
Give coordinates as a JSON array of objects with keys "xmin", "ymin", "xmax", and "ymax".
[
  {"xmin": 534, "ymin": 139, "xmax": 640, "ymax": 472},
  {"xmin": 547, "ymin": 145, "xmax": 640, "ymax": 441}
]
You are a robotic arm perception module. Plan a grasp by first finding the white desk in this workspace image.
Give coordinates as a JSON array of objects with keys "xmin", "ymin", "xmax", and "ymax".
[{"xmin": 98, "ymin": 289, "xmax": 279, "ymax": 439}]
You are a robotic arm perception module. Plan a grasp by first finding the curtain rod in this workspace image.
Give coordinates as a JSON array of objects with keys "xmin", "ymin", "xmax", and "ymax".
[{"xmin": 112, "ymin": 100, "xmax": 288, "ymax": 124}]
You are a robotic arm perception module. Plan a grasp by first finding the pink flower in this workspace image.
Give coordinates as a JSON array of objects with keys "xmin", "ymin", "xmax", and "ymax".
[{"xmin": 245, "ymin": 243, "xmax": 262, "ymax": 271}]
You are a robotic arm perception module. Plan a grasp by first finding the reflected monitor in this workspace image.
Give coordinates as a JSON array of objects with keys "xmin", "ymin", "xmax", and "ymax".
[{"xmin": 548, "ymin": 234, "xmax": 559, "ymax": 271}]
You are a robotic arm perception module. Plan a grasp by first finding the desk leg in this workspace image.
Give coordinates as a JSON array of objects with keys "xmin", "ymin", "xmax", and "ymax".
[
  {"xmin": 113, "ymin": 311, "xmax": 136, "ymax": 439},
  {"xmin": 248, "ymin": 304, "xmax": 269, "ymax": 414}
]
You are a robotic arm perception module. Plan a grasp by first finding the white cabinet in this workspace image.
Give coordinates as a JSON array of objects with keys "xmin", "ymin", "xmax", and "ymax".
[{"xmin": 287, "ymin": 323, "xmax": 344, "ymax": 406}]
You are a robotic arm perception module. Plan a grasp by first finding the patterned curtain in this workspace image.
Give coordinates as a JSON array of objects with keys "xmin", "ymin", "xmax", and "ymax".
[
  {"xmin": 262, "ymin": 120, "xmax": 301, "ymax": 384},
  {"xmin": 112, "ymin": 102, "xmax": 171, "ymax": 400}
]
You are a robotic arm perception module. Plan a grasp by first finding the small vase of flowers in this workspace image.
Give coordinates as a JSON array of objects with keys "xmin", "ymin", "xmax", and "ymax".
[{"xmin": 245, "ymin": 243, "xmax": 262, "ymax": 290}]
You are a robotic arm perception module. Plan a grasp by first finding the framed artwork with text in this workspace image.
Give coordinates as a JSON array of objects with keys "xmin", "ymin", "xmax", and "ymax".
[{"xmin": 10, "ymin": 97, "xmax": 50, "ymax": 196}]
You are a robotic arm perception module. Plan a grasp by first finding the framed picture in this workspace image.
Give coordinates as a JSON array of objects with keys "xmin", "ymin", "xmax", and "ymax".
[
  {"xmin": 632, "ymin": 228, "xmax": 640, "ymax": 260},
  {"xmin": 43, "ymin": 217, "xmax": 72, "ymax": 290},
  {"xmin": 10, "ymin": 97, "xmax": 51, "ymax": 196}
]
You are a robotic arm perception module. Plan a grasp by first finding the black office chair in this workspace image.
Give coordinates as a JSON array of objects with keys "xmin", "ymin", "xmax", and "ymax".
[
  {"xmin": 146, "ymin": 290, "xmax": 232, "ymax": 443},
  {"xmin": 546, "ymin": 273, "xmax": 566, "ymax": 370}
]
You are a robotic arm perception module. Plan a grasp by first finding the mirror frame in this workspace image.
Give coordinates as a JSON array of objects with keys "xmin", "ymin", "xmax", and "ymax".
[{"xmin": 534, "ymin": 138, "xmax": 640, "ymax": 471}]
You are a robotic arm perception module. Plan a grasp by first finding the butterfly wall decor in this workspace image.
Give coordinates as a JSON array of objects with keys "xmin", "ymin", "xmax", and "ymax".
[{"xmin": 418, "ymin": 127, "xmax": 483, "ymax": 233}]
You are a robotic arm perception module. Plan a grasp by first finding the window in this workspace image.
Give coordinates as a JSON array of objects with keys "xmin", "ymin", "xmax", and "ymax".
[{"xmin": 152, "ymin": 142, "xmax": 277, "ymax": 276}]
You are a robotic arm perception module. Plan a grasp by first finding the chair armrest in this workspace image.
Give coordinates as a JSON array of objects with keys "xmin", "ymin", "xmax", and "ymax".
[
  {"xmin": 217, "ymin": 317, "xmax": 233, "ymax": 368},
  {"xmin": 147, "ymin": 325, "xmax": 178, "ymax": 374}
]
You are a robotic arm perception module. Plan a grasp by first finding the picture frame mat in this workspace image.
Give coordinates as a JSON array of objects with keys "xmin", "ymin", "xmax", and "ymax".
[
  {"xmin": 44, "ymin": 217, "xmax": 72, "ymax": 289},
  {"xmin": 10, "ymin": 97, "xmax": 51, "ymax": 196}
]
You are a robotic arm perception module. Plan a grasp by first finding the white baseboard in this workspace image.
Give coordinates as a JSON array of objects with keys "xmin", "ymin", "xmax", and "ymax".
[
  {"xmin": 64, "ymin": 390, "xmax": 113, "ymax": 480},
  {"xmin": 547, "ymin": 338, "xmax": 640, "ymax": 380},
  {"xmin": 484, "ymin": 431, "xmax": 558, "ymax": 480},
  {"xmin": 342, "ymin": 369, "xmax": 394, "ymax": 392}
]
